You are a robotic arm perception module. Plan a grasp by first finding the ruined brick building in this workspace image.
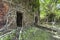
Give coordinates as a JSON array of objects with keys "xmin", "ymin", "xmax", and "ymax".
[{"xmin": 0, "ymin": 0, "xmax": 40, "ymax": 31}]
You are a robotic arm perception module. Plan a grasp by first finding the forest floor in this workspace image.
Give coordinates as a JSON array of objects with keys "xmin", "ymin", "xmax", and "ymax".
[{"xmin": 0, "ymin": 23, "xmax": 60, "ymax": 40}]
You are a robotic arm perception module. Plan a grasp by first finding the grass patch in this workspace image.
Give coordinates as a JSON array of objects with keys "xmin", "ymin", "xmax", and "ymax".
[{"xmin": 19, "ymin": 26, "xmax": 51, "ymax": 40}]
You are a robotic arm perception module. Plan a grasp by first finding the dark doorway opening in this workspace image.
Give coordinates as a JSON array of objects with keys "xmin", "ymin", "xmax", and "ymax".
[
  {"xmin": 34, "ymin": 16, "xmax": 38, "ymax": 25},
  {"xmin": 16, "ymin": 11, "xmax": 23, "ymax": 27}
]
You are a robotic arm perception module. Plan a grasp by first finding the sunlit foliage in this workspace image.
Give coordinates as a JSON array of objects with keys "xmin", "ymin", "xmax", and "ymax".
[{"xmin": 40, "ymin": 0, "xmax": 60, "ymax": 21}]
